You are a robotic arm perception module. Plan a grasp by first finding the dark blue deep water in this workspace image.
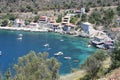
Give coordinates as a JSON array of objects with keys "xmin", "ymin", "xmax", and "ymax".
[{"xmin": 0, "ymin": 30, "xmax": 97, "ymax": 75}]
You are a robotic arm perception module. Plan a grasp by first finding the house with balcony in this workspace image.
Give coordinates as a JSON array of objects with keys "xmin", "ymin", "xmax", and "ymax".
[
  {"xmin": 63, "ymin": 23, "xmax": 76, "ymax": 34},
  {"xmin": 74, "ymin": 8, "xmax": 86, "ymax": 15},
  {"xmin": 39, "ymin": 16, "xmax": 48, "ymax": 23},
  {"xmin": 62, "ymin": 16, "xmax": 71, "ymax": 25},
  {"xmin": 14, "ymin": 18, "xmax": 25, "ymax": 27}
]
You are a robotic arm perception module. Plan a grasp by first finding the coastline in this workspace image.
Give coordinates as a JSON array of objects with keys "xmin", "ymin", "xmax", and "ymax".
[{"xmin": 0, "ymin": 26, "xmax": 48, "ymax": 32}]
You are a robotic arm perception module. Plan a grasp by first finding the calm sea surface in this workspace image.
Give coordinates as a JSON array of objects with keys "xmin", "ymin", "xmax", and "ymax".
[{"xmin": 0, "ymin": 30, "xmax": 97, "ymax": 75}]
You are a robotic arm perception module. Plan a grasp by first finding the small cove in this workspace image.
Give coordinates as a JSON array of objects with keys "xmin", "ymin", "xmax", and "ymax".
[{"xmin": 0, "ymin": 30, "xmax": 97, "ymax": 75}]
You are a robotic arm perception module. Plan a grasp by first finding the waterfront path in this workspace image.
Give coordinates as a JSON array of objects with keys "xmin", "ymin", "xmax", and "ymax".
[{"xmin": 0, "ymin": 26, "xmax": 48, "ymax": 32}]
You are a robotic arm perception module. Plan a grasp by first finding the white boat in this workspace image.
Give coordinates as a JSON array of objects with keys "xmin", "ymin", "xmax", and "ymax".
[
  {"xmin": 64, "ymin": 56, "xmax": 71, "ymax": 60},
  {"xmin": 60, "ymin": 39, "xmax": 64, "ymax": 41},
  {"xmin": 18, "ymin": 34, "xmax": 23, "ymax": 37},
  {"xmin": 87, "ymin": 45, "xmax": 91, "ymax": 47},
  {"xmin": 17, "ymin": 37, "xmax": 22, "ymax": 40},
  {"xmin": 54, "ymin": 52, "xmax": 63, "ymax": 56},
  {"xmin": 43, "ymin": 43, "xmax": 49, "ymax": 47},
  {"xmin": 0, "ymin": 51, "xmax": 2, "ymax": 56}
]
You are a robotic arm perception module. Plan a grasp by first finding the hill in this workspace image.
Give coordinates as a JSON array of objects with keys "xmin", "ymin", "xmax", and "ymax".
[
  {"xmin": 0, "ymin": 0, "xmax": 119, "ymax": 13},
  {"xmin": 98, "ymin": 67, "xmax": 120, "ymax": 80}
]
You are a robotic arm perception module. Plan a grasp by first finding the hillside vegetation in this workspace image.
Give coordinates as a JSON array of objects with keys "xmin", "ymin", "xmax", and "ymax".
[{"xmin": 0, "ymin": 0, "xmax": 119, "ymax": 13}]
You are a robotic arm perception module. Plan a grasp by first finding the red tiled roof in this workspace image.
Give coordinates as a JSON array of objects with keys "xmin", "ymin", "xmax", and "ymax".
[
  {"xmin": 40, "ymin": 16, "xmax": 47, "ymax": 19},
  {"xmin": 50, "ymin": 20, "xmax": 55, "ymax": 23}
]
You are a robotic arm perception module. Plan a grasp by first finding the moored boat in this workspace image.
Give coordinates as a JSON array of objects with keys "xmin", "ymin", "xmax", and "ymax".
[
  {"xmin": 54, "ymin": 51, "xmax": 63, "ymax": 56},
  {"xmin": 0, "ymin": 51, "xmax": 2, "ymax": 56},
  {"xmin": 18, "ymin": 34, "xmax": 23, "ymax": 37},
  {"xmin": 43, "ymin": 43, "xmax": 49, "ymax": 47},
  {"xmin": 64, "ymin": 56, "xmax": 71, "ymax": 60}
]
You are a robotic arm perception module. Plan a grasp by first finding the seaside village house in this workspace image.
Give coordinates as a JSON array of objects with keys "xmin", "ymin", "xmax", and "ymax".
[
  {"xmin": 74, "ymin": 7, "xmax": 86, "ymax": 15},
  {"xmin": 14, "ymin": 18, "xmax": 25, "ymax": 27},
  {"xmin": 39, "ymin": 16, "xmax": 48, "ymax": 24},
  {"xmin": 62, "ymin": 16, "xmax": 72, "ymax": 31},
  {"xmin": 39, "ymin": 16, "xmax": 50, "ymax": 29},
  {"xmin": 63, "ymin": 23, "xmax": 76, "ymax": 34},
  {"xmin": 62, "ymin": 16, "xmax": 71, "ymax": 25},
  {"xmin": 47, "ymin": 18, "xmax": 62, "ymax": 32}
]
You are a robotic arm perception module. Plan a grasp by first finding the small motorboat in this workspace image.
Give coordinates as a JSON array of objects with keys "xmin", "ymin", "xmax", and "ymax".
[
  {"xmin": 18, "ymin": 34, "xmax": 23, "ymax": 37},
  {"xmin": 44, "ymin": 44, "xmax": 49, "ymax": 47},
  {"xmin": 64, "ymin": 56, "xmax": 71, "ymax": 60},
  {"xmin": 87, "ymin": 44, "xmax": 91, "ymax": 47},
  {"xmin": 17, "ymin": 37, "xmax": 22, "ymax": 40},
  {"xmin": 54, "ymin": 52, "xmax": 63, "ymax": 56},
  {"xmin": 60, "ymin": 39, "xmax": 64, "ymax": 42},
  {"xmin": 0, "ymin": 51, "xmax": 2, "ymax": 56}
]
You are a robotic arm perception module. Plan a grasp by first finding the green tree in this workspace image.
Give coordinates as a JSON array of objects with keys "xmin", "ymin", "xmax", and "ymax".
[
  {"xmin": 1, "ymin": 19, "xmax": 9, "ymax": 26},
  {"xmin": 5, "ymin": 68, "xmax": 11, "ymax": 80},
  {"xmin": 88, "ymin": 11, "xmax": 101, "ymax": 24},
  {"xmin": 116, "ymin": 5, "xmax": 120, "ymax": 16},
  {"xmin": 56, "ymin": 15, "xmax": 62, "ymax": 23},
  {"xmin": 33, "ymin": 16, "xmax": 39, "ymax": 22},
  {"xmin": 13, "ymin": 51, "xmax": 60, "ymax": 80},
  {"xmin": 70, "ymin": 16, "xmax": 77, "ymax": 24},
  {"xmin": 85, "ymin": 6, "xmax": 90, "ymax": 13},
  {"xmin": 111, "ymin": 44, "xmax": 120, "ymax": 69},
  {"xmin": 81, "ymin": 14, "xmax": 87, "ymax": 22},
  {"xmin": 2, "ymin": 14, "xmax": 16, "ymax": 21},
  {"xmin": 103, "ymin": 8, "xmax": 114, "ymax": 26},
  {"xmin": 81, "ymin": 50, "xmax": 107, "ymax": 79}
]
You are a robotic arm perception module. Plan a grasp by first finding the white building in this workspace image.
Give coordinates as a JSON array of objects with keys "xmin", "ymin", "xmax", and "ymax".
[
  {"xmin": 81, "ymin": 8, "xmax": 86, "ymax": 14},
  {"xmin": 14, "ymin": 18, "xmax": 25, "ymax": 27},
  {"xmin": 81, "ymin": 22, "xmax": 96, "ymax": 37}
]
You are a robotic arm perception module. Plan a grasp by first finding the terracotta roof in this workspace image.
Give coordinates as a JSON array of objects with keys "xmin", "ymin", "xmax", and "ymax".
[
  {"xmin": 49, "ymin": 19, "xmax": 55, "ymax": 23},
  {"xmin": 40, "ymin": 16, "xmax": 47, "ymax": 19}
]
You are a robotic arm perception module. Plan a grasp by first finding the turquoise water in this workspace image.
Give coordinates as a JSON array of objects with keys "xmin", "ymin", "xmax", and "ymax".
[{"xmin": 0, "ymin": 30, "xmax": 97, "ymax": 75}]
